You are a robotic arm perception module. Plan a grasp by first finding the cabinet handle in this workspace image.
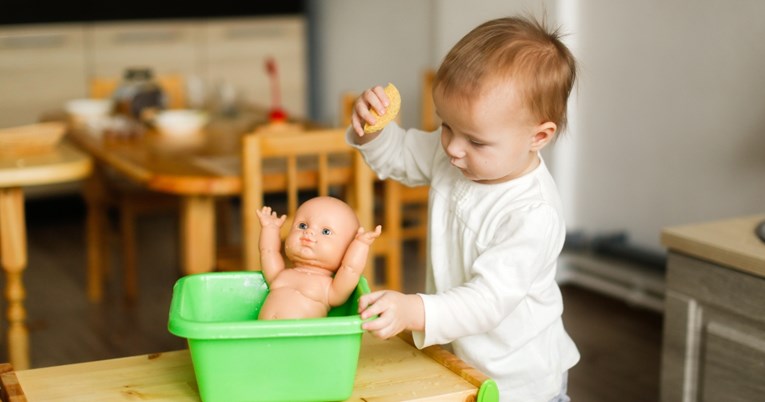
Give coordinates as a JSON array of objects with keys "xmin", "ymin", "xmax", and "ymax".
[
  {"xmin": 112, "ymin": 30, "xmax": 183, "ymax": 44},
  {"xmin": 0, "ymin": 34, "xmax": 67, "ymax": 49},
  {"xmin": 223, "ymin": 26, "xmax": 288, "ymax": 40}
]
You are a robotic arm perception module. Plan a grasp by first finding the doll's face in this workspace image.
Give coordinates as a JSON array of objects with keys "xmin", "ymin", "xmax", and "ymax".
[{"xmin": 284, "ymin": 197, "xmax": 359, "ymax": 271}]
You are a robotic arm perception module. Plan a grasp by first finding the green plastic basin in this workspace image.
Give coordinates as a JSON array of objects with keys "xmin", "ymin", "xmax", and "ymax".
[{"xmin": 168, "ymin": 271, "xmax": 369, "ymax": 402}]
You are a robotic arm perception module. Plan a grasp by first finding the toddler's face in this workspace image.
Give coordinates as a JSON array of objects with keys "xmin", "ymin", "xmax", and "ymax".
[{"xmin": 434, "ymin": 81, "xmax": 554, "ymax": 184}]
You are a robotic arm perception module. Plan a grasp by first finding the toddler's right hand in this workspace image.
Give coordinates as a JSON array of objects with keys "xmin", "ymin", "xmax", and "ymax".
[{"xmin": 351, "ymin": 85, "xmax": 391, "ymax": 137}]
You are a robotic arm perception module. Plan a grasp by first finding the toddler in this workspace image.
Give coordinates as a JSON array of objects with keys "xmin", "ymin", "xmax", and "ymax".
[{"xmin": 347, "ymin": 16, "xmax": 580, "ymax": 402}]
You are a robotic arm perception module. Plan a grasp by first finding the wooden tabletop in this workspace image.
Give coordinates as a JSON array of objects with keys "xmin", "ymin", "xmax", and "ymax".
[
  {"xmin": 0, "ymin": 142, "xmax": 92, "ymax": 188},
  {"xmin": 66, "ymin": 115, "xmax": 259, "ymax": 196},
  {"xmin": 65, "ymin": 111, "xmax": 325, "ymax": 196},
  {"xmin": 661, "ymin": 214, "xmax": 765, "ymax": 278},
  {"xmin": 9, "ymin": 333, "xmax": 482, "ymax": 401}
]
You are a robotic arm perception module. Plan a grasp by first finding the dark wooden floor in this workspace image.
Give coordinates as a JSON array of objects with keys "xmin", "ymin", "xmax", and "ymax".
[{"xmin": 10, "ymin": 194, "xmax": 663, "ymax": 401}]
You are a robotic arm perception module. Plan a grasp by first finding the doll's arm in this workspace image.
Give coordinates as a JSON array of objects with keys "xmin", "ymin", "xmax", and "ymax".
[
  {"xmin": 328, "ymin": 225, "xmax": 382, "ymax": 306},
  {"xmin": 256, "ymin": 206, "xmax": 287, "ymax": 284}
]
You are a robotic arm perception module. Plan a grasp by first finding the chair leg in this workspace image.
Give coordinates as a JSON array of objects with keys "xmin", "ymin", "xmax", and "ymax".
[
  {"xmin": 84, "ymin": 172, "xmax": 110, "ymax": 303},
  {"xmin": 215, "ymin": 197, "xmax": 234, "ymax": 247},
  {"xmin": 383, "ymin": 181, "xmax": 403, "ymax": 291},
  {"xmin": 120, "ymin": 200, "xmax": 138, "ymax": 303}
]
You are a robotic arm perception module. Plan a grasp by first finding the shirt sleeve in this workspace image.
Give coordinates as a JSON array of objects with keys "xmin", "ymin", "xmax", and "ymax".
[
  {"xmin": 415, "ymin": 203, "xmax": 564, "ymax": 348},
  {"xmin": 345, "ymin": 123, "xmax": 440, "ymax": 187}
]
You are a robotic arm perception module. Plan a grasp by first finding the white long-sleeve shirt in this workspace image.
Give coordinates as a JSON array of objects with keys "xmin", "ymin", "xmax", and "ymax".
[{"xmin": 348, "ymin": 123, "xmax": 580, "ymax": 402}]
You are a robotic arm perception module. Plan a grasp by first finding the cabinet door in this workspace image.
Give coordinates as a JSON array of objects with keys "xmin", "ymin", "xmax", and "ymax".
[
  {"xmin": 202, "ymin": 17, "xmax": 306, "ymax": 117},
  {"xmin": 661, "ymin": 253, "xmax": 765, "ymax": 402},
  {"xmin": 0, "ymin": 23, "xmax": 88, "ymax": 127},
  {"xmin": 88, "ymin": 20, "xmax": 200, "ymax": 82}
]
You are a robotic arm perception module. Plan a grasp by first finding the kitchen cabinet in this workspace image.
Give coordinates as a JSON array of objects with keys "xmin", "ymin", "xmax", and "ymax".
[
  {"xmin": 0, "ymin": 23, "xmax": 88, "ymax": 127},
  {"xmin": 88, "ymin": 20, "xmax": 200, "ymax": 80},
  {"xmin": 202, "ymin": 17, "xmax": 306, "ymax": 117},
  {"xmin": 0, "ymin": 16, "xmax": 306, "ymax": 128},
  {"xmin": 660, "ymin": 215, "xmax": 765, "ymax": 402}
]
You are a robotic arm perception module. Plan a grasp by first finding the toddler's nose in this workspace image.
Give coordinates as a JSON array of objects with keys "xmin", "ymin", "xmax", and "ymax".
[{"xmin": 445, "ymin": 141, "xmax": 466, "ymax": 159}]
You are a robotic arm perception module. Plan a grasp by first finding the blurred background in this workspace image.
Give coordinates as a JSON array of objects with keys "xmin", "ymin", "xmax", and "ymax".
[{"xmin": 5, "ymin": 0, "xmax": 764, "ymax": 256}]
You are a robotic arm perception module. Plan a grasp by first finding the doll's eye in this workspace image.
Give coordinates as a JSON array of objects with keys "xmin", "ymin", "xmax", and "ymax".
[
  {"xmin": 298, "ymin": 222, "xmax": 308, "ymax": 230},
  {"xmin": 321, "ymin": 228, "xmax": 332, "ymax": 236}
]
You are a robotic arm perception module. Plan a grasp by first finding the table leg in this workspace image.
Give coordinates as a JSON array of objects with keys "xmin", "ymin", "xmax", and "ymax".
[
  {"xmin": 0, "ymin": 188, "xmax": 29, "ymax": 370},
  {"xmin": 83, "ymin": 169, "xmax": 110, "ymax": 303},
  {"xmin": 180, "ymin": 196, "xmax": 216, "ymax": 275}
]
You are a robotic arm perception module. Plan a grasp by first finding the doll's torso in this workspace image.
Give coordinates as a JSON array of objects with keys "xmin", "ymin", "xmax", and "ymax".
[{"xmin": 258, "ymin": 267, "xmax": 333, "ymax": 320}]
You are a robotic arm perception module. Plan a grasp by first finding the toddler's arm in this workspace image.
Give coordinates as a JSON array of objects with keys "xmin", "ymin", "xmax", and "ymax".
[
  {"xmin": 328, "ymin": 225, "xmax": 382, "ymax": 306},
  {"xmin": 255, "ymin": 206, "xmax": 287, "ymax": 284}
]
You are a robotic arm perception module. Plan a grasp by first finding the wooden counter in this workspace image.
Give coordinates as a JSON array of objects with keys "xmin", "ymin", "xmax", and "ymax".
[
  {"xmin": 660, "ymin": 214, "xmax": 765, "ymax": 278},
  {"xmin": 2, "ymin": 333, "xmax": 496, "ymax": 401},
  {"xmin": 659, "ymin": 214, "xmax": 765, "ymax": 402}
]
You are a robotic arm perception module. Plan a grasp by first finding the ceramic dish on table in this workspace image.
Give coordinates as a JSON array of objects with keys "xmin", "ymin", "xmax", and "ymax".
[
  {"xmin": 153, "ymin": 109, "xmax": 209, "ymax": 137},
  {"xmin": 65, "ymin": 98, "xmax": 113, "ymax": 126}
]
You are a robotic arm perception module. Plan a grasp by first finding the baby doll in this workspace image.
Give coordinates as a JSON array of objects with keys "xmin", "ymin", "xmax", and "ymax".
[{"xmin": 256, "ymin": 196, "xmax": 382, "ymax": 320}]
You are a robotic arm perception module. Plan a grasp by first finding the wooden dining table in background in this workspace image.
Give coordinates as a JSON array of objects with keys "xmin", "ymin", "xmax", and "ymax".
[
  {"xmin": 0, "ymin": 143, "xmax": 92, "ymax": 370},
  {"xmin": 66, "ymin": 110, "xmax": 334, "ymax": 301}
]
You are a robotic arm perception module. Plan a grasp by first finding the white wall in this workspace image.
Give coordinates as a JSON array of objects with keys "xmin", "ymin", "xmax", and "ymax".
[
  {"xmin": 307, "ymin": 0, "xmax": 432, "ymax": 127},
  {"xmin": 568, "ymin": 0, "xmax": 765, "ymax": 251},
  {"xmin": 310, "ymin": 0, "xmax": 765, "ymax": 253},
  {"xmin": 308, "ymin": 0, "xmax": 554, "ymax": 128}
]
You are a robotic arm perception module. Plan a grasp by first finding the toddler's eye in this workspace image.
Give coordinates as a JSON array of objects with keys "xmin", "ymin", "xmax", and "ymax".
[
  {"xmin": 321, "ymin": 228, "xmax": 332, "ymax": 236},
  {"xmin": 297, "ymin": 222, "xmax": 308, "ymax": 230}
]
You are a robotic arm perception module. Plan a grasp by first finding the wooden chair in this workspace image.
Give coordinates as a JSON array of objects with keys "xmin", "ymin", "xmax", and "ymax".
[
  {"xmin": 340, "ymin": 89, "xmax": 430, "ymax": 271},
  {"xmin": 228, "ymin": 127, "xmax": 400, "ymax": 291},
  {"xmin": 420, "ymin": 69, "xmax": 440, "ymax": 131},
  {"xmin": 86, "ymin": 73, "xmax": 187, "ymax": 302}
]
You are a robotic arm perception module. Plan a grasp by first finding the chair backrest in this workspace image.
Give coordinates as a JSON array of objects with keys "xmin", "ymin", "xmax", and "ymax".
[
  {"xmin": 421, "ymin": 69, "xmax": 439, "ymax": 131},
  {"xmin": 340, "ymin": 92, "xmax": 357, "ymax": 126},
  {"xmin": 89, "ymin": 73, "xmax": 187, "ymax": 109},
  {"xmin": 241, "ymin": 128, "xmax": 376, "ymax": 284}
]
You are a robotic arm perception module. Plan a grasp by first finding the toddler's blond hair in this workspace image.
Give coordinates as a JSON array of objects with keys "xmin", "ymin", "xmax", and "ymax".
[{"xmin": 435, "ymin": 16, "xmax": 577, "ymax": 134}]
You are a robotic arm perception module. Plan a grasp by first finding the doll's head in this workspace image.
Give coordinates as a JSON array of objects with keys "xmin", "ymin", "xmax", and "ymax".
[{"xmin": 283, "ymin": 196, "xmax": 360, "ymax": 272}]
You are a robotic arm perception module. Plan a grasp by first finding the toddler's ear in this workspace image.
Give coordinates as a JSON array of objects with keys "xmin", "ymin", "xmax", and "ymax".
[{"xmin": 531, "ymin": 122, "xmax": 557, "ymax": 151}]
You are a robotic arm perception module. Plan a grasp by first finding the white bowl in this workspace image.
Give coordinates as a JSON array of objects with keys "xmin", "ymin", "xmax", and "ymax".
[
  {"xmin": 154, "ymin": 109, "xmax": 209, "ymax": 137},
  {"xmin": 65, "ymin": 98, "xmax": 114, "ymax": 120}
]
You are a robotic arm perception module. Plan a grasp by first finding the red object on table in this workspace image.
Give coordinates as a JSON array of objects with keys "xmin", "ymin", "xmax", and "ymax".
[{"xmin": 266, "ymin": 57, "xmax": 287, "ymax": 123}]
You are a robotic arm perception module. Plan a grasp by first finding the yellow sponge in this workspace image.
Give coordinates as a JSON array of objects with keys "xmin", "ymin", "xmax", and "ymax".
[{"xmin": 363, "ymin": 83, "xmax": 401, "ymax": 134}]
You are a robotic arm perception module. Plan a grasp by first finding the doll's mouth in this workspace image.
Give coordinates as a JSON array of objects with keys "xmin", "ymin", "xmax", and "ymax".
[{"xmin": 300, "ymin": 237, "xmax": 315, "ymax": 244}]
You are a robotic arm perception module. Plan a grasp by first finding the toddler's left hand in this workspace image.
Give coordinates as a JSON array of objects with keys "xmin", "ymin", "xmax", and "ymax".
[{"xmin": 359, "ymin": 290, "xmax": 424, "ymax": 339}]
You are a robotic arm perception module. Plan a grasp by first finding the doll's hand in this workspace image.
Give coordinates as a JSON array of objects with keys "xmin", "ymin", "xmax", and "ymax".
[
  {"xmin": 355, "ymin": 225, "xmax": 382, "ymax": 246},
  {"xmin": 256, "ymin": 206, "xmax": 287, "ymax": 228},
  {"xmin": 351, "ymin": 85, "xmax": 390, "ymax": 137},
  {"xmin": 359, "ymin": 290, "xmax": 424, "ymax": 339}
]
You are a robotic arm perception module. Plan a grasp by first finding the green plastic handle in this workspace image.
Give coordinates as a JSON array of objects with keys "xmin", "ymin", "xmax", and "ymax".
[{"xmin": 477, "ymin": 379, "xmax": 499, "ymax": 402}]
